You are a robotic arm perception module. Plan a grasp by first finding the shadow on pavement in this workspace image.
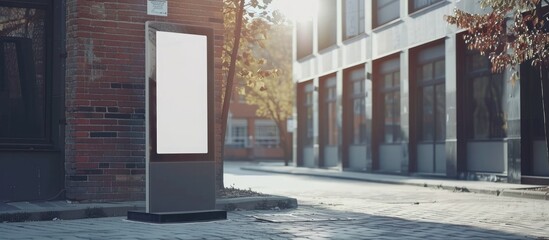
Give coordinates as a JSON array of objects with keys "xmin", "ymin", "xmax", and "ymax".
[{"xmin": 238, "ymin": 206, "xmax": 539, "ymax": 239}]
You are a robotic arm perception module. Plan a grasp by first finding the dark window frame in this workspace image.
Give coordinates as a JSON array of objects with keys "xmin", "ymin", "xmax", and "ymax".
[
  {"xmin": 416, "ymin": 56, "xmax": 445, "ymax": 143},
  {"xmin": 0, "ymin": 2, "xmax": 54, "ymax": 149},
  {"xmin": 321, "ymin": 75, "xmax": 338, "ymax": 146},
  {"xmin": 464, "ymin": 50, "xmax": 506, "ymax": 140},
  {"xmin": 347, "ymin": 66, "xmax": 367, "ymax": 145},
  {"xmin": 381, "ymin": 70, "xmax": 401, "ymax": 144},
  {"xmin": 301, "ymin": 81, "xmax": 315, "ymax": 147}
]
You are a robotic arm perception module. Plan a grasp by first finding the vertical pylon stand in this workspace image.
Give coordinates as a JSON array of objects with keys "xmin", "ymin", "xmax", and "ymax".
[{"xmin": 127, "ymin": 22, "xmax": 226, "ymax": 223}]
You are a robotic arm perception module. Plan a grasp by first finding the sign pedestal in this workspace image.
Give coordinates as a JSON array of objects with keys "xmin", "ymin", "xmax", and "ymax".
[
  {"xmin": 128, "ymin": 210, "xmax": 226, "ymax": 224},
  {"xmin": 127, "ymin": 22, "xmax": 225, "ymax": 224}
]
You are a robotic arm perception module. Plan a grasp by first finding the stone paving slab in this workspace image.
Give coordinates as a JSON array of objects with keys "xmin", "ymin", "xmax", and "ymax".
[{"xmin": 252, "ymin": 213, "xmax": 357, "ymax": 223}]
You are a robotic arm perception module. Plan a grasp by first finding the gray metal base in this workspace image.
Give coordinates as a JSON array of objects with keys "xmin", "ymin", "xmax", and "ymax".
[{"xmin": 127, "ymin": 210, "xmax": 226, "ymax": 224}]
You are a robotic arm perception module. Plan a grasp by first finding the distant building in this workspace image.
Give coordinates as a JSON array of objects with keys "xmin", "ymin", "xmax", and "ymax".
[
  {"xmin": 0, "ymin": 0, "xmax": 223, "ymax": 202},
  {"xmin": 292, "ymin": 0, "xmax": 549, "ymax": 184},
  {"xmin": 224, "ymin": 90, "xmax": 288, "ymax": 160}
]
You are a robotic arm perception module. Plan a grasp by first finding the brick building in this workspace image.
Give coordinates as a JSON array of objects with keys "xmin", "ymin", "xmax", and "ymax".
[
  {"xmin": 0, "ymin": 0, "xmax": 224, "ymax": 202},
  {"xmin": 224, "ymin": 92, "xmax": 289, "ymax": 161}
]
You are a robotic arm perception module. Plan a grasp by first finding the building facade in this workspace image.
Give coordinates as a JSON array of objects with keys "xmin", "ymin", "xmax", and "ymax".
[
  {"xmin": 224, "ymin": 93, "xmax": 287, "ymax": 160},
  {"xmin": 293, "ymin": 0, "xmax": 549, "ymax": 184},
  {"xmin": 0, "ymin": 0, "xmax": 224, "ymax": 202}
]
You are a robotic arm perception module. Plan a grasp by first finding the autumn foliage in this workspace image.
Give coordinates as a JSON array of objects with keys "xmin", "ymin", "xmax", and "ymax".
[{"xmin": 445, "ymin": 0, "xmax": 549, "ymax": 77}]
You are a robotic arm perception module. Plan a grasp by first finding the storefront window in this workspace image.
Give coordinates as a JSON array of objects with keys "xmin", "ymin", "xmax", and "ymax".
[
  {"xmin": 350, "ymin": 70, "xmax": 367, "ymax": 144},
  {"xmin": 379, "ymin": 58, "xmax": 401, "ymax": 143},
  {"xmin": 323, "ymin": 77, "xmax": 338, "ymax": 145},
  {"xmin": 466, "ymin": 51, "xmax": 506, "ymax": 139},
  {"xmin": 303, "ymin": 82, "xmax": 314, "ymax": 146},
  {"xmin": 417, "ymin": 45, "xmax": 445, "ymax": 142}
]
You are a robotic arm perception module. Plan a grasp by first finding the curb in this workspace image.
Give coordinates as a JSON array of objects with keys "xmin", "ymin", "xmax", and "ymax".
[
  {"xmin": 216, "ymin": 196, "xmax": 298, "ymax": 211},
  {"xmin": 0, "ymin": 196, "xmax": 298, "ymax": 223},
  {"xmin": 242, "ymin": 166, "xmax": 549, "ymax": 201},
  {"xmin": 0, "ymin": 204, "xmax": 143, "ymax": 223},
  {"xmin": 500, "ymin": 189, "xmax": 549, "ymax": 200}
]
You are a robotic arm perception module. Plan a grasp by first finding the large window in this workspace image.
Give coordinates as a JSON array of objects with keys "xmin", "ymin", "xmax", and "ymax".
[
  {"xmin": 346, "ymin": 67, "xmax": 368, "ymax": 144},
  {"xmin": 302, "ymin": 82, "xmax": 314, "ymax": 146},
  {"xmin": 409, "ymin": 0, "xmax": 442, "ymax": 13},
  {"xmin": 226, "ymin": 119, "xmax": 248, "ymax": 148},
  {"xmin": 416, "ymin": 45, "xmax": 445, "ymax": 142},
  {"xmin": 318, "ymin": 0, "xmax": 337, "ymax": 50},
  {"xmin": 527, "ymin": 65, "xmax": 546, "ymax": 140},
  {"xmin": 343, "ymin": 0, "xmax": 365, "ymax": 40},
  {"xmin": 296, "ymin": 19, "xmax": 313, "ymax": 59},
  {"xmin": 380, "ymin": 58, "xmax": 401, "ymax": 143},
  {"xmin": 465, "ymin": 51, "xmax": 505, "ymax": 139},
  {"xmin": 255, "ymin": 120, "xmax": 280, "ymax": 148},
  {"xmin": 373, "ymin": 0, "xmax": 399, "ymax": 28},
  {"xmin": 0, "ymin": 6, "xmax": 48, "ymax": 144},
  {"xmin": 322, "ymin": 76, "xmax": 338, "ymax": 146}
]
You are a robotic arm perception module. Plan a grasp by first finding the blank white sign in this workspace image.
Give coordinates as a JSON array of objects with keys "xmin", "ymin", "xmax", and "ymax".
[{"xmin": 156, "ymin": 31, "xmax": 208, "ymax": 154}]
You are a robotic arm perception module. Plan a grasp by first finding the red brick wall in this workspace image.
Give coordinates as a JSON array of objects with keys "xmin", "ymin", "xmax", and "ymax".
[{"xmin": 65, "ymin": 0, "xmax": 224, "ymax": 201}]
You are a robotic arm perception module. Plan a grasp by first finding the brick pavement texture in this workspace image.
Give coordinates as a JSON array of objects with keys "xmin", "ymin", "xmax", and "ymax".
[
  {"xmin": 0, "ymin": 202, "xmax": 546, "ymax": 239},
  {"xmin": 2, "ymin": 166, "xmax": 549, "ymax": 239}
]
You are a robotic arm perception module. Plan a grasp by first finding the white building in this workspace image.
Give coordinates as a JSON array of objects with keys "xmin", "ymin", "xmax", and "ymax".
[{"xmin": 292, "ymin": 0, "xmax": 549, "ymax": 184}]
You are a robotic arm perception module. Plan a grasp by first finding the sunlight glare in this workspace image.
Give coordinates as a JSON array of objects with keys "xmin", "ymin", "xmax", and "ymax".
[{"xmin": 270, "ymin": 0, "xmax": 318, "ymax": 22}]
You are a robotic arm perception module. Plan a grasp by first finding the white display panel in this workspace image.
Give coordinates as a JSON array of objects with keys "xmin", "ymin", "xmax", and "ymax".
[{"xmin": 156, "ymin": 31, "xmax": 208, "ymax": 154}]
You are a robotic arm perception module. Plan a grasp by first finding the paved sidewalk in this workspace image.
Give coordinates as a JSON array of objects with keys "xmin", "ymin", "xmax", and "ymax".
[
  {"xmin": 0, "ymin": 206, "xmax": 543, "ymax": 239},
  {"xmin": 241, "ymin": 163, "xmax": 549, "ymax": 200},
  {"xmin": 2, "ymin": 163, "xmax": 548, "ymax": 239}
]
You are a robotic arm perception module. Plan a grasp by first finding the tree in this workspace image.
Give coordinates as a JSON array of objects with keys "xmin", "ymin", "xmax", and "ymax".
[
  {"xmin": 237, "ymin": 24, "xmax": 294, "ymax": 166},
  {"xmin": 446, "ymin": 0, "xmax": 549, "ymax": 166},
  {"xmin": 219, "ymin": 0, "xmax": 283, "ymax": 190}
]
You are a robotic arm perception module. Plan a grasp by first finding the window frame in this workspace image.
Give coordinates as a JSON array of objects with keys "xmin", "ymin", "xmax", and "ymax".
[
  {"xmin": 379, "ymin": 58, "xmax": 401, "ymax": 144},
  {"xmin": 347, "ymin": 67, "xmax": 368, "ymax": 145},
  {"xmin": 302, "ymin": 82, "xmax": 315, "ymax": 147},
  {"xmin": 372, "ymin": 0, "xmax": 400, "ymax": 28},
  {"xmin": 416, "ymin": 56, "xmax": 445, "ymax": 143},
  {"xmin": 321, "ymin": 76, "xmax": 338, "ymax": 146},
  {"xmin": 408, "ymin": 0, "xmax": 443, "ymax": 14},
  {"xmin": 0, "ymin": 3, "xmax": 54, "ymax": 149},
  {"xmin": 464, "ymin": 50, "xmax": 506, "ymax": 140},
  {"xmin": 226, "ymin": 119, "xmax": 248, "ymax": 148},
  {"xmin": 254, "ymin": 120, "xmax": 280, "ymax": 148},
  {"xmin": 342, "ymin": 0, "xmax": 365, "ymax": 40},
  {"xmin": 317, "ymin": 0, "xmax": 337, "ymax": 51},
  {"xmin": 296, "ymin": 19, "xmax": 313, "ymax": 60}
]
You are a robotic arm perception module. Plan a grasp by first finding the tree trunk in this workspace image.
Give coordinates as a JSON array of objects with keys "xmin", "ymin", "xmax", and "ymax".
[
  {"xmin": 275, "ymin": 120, "xmax": 289, "ymax": 166},
  {"xmin": 540, "ymin": 66, "xmax": 549, "ymax": 170},
  {"xmin": 218, "ymin": 0, "xmax": 245, "ymax": 192}
]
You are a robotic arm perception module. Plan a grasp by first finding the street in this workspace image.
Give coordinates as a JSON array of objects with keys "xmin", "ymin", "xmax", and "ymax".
[{"xmin": 1, "ymin": 161, "xmax": 548, "ymax": 239}]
